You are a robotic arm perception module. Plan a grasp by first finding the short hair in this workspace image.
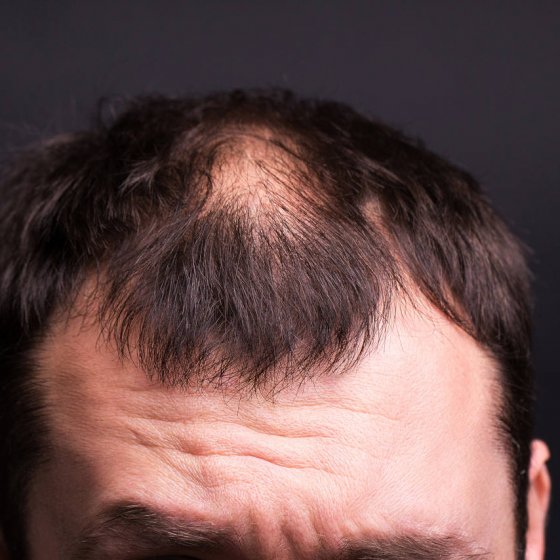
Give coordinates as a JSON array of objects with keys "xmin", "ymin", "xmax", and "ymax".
[{"xmin": 0, "ymin": 89, "xmax": 534, "ymax": 559}]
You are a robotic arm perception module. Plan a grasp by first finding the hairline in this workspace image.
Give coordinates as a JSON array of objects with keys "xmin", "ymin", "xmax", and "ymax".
[
  {"xmin": 0, "ymin": 89, "xmax": 534, "ymax": 559},
  {"xmin": 25, "ymin": 300, "xmax": 513, "ymax": 559}
]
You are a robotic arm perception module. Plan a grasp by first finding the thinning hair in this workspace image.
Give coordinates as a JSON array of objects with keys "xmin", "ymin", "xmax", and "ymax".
[{"xmin": 0, "ymin": 89, "xmax": 533, "ymax": 558}]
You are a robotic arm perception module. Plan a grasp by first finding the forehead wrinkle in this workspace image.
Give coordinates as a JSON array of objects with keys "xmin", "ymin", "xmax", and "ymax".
[
  {"xmin": 38, "ymin": 289, "xmax": 500, "ymax": 452},
  {"xmin": 35, "ymin": 292, "xmax": 500, "ymax": 486},
  {"xmin": 30, "ymin": 302, "xmax": 510, "ymax": 560},
  {"xmin": 89, "ymin": 390, "xmax": 406, "ymax": 503},
  {"xmin": 35, "ymin": 342, "xmax": 393, "ymax": 487},
  {"xmin": 109, "ymin": 407, "xmax": 382, "ymax": 486}
]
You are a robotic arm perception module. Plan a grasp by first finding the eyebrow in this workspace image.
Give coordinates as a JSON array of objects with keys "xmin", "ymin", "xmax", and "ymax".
[
  {"xmin": 339, "ymin": 534, "xmax": 492, "ymax": 560},
  {"xmin": 70, "ymin": 502, "xmax": 492, "ymax": 560},
  {"xmin": 70, "ymin": 503, "xmax": 237, "ymax": 559}
]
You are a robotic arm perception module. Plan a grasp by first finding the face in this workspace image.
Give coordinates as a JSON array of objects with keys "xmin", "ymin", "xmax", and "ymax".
[{"xmin": 18, "ymin": 296, "xmax": 550, "ymax": 560}]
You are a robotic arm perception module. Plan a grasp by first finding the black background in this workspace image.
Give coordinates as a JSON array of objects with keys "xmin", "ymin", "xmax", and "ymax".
[{"xmin": 1, "ymin": 2, "xmax": 558, "ymax": 556}]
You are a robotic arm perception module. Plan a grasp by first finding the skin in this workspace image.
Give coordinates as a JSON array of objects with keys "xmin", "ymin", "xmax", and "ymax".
[{"xmin": 7, "ymin": 294, "xmax": 550, "ymax": 559}]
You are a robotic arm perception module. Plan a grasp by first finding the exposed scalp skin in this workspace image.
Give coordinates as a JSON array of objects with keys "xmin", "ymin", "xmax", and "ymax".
[{"xmin": 0, "ymin": 89, "xmax": 534, "ymax": 559}]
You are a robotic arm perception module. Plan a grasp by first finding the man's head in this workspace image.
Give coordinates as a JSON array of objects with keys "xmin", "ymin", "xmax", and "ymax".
[{"xmin": 0, "ymin": 90, "xmax": 550, "ymax": 559}]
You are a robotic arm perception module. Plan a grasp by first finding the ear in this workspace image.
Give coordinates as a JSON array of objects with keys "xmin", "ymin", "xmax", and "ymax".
[{"xmin": 525, "ymin": 439, "xmax": 551, "ymax": 560}]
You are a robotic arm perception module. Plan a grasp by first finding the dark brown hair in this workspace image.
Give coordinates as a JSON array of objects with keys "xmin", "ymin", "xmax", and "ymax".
[{"xmin": 0, "ymin": 89, "xmax": 534, "ymax": 559}]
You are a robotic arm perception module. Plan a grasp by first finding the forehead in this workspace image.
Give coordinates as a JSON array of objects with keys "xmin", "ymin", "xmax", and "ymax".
[{"xmin": 32, "ymin": 296, "xmax": 514, "ymax": 557}]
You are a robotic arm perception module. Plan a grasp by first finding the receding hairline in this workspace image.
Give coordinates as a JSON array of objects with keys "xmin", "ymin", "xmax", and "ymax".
[
  {"xmin": 0, "ymin": 90, "xmax": 534, "ymax": 558},
  {"xmin": 28, "ymin": 116, "xmax": 513, "ymax": 489}
]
